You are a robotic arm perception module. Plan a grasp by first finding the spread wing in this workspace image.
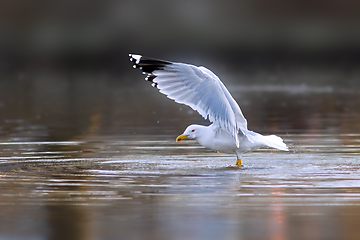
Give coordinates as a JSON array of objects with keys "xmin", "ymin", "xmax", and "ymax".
[{"xmin": 129, "ymin": 54, "xmax": 248, "ymax": 147}]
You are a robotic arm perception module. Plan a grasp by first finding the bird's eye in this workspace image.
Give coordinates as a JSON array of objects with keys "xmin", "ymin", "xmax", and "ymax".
[{"xmin": 191, "ymin": 129, "xmax": 195, "ymax": 132}]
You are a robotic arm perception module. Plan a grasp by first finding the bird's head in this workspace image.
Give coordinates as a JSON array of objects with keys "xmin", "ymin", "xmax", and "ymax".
[{"xmin": 176, "ymin": 124, "xmax": 204, "ymax": 142}]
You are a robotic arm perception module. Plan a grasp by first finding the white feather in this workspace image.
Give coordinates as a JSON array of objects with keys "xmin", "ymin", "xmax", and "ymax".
[
  {"xmin": 148, "ymin": 61, "xmax": 247, "ymax": 147},
  {"xmin": 129, "ymin": 54, "xmax": 288, "ymax": 156}
]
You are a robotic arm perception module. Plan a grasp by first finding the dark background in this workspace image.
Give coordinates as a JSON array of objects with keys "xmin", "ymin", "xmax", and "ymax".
[
  {"xmin": 1, "ymin": 3, "xmax": 360, "ymax": 240},
  {"xmin": 0, "ymin": 0, "xmax": 360, "ymax": 141},
  {"xmin": 1, "ymin": 0, "xmax": 360, "ymax": 78}
]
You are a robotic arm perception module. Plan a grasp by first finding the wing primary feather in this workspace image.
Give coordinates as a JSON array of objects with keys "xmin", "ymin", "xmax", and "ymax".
[{"xmin": 129, "ymin": 54, "xmax": 172, "ymax": 74}]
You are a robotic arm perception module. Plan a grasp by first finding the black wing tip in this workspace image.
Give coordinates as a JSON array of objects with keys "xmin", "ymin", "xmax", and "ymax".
[
  {"xmin": 129, "ymin": 53, "xmax": 172, "ymax": 63},
  {"xmin": 129, "ymin": 53, "xmax": 172, "ymax": 73},
  {"xmin": 129, "ymin": 53, "xmax": 172, "ymax": 87}
]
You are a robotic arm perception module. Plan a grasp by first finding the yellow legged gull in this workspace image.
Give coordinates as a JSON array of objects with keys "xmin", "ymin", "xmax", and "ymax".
[{"xmin": 129, "ymin": 54, "xmax": 288, "ymax": 165}]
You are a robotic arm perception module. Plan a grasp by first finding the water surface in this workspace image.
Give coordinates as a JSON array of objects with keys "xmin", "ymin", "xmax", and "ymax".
[{"xmin": 0, "ymin": 74, "xmax": 359, "ymax": 240}]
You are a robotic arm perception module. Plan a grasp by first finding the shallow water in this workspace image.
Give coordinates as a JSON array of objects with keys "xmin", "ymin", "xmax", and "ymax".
[{"xmin": 0, "ymin": 74, "xmax": 360, "ymax": 240}]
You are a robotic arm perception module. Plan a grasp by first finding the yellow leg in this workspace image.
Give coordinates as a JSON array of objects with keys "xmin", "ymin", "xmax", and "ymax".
[{"xmin": 236, "ymin": 157, "xmax": 242, "ymax": 166}]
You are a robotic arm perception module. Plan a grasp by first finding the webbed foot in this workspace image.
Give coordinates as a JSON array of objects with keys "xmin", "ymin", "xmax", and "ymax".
[{"xmin": 236, "ymin": 157, "xmax": 242, "ymax": 166}]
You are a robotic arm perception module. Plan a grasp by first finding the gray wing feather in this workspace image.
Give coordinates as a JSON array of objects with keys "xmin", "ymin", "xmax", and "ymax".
[
  {"xmin": 198, "ymin": 66, "xmax": 248, "ymax": 131},
  {"xmin": 129, "ymin": 54, "xmax": 248, "ymax": 147}
]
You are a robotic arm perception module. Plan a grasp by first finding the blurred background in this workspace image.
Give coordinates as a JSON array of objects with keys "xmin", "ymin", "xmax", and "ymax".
[
  {"xmin": 1, "ymin": 0, "xmax": 360, "ymax": 72},
  {"xmin": 0, "ymin": 0, "xmax": 360, "ymax": 142},
  {"xmin": 1, "ymin": 1, "xmax": 360, "ymax": 240}
]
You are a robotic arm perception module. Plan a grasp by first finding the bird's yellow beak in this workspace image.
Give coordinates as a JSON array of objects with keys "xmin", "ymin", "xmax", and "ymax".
[{"xmin": 176, "ymin": 134, "xmax": 189, "ymax": 142}]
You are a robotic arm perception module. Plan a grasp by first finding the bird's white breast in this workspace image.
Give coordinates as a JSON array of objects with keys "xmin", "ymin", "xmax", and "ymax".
[{"xmin": 196, "ymin": 127, "xmax": 238, "ymax": 153}]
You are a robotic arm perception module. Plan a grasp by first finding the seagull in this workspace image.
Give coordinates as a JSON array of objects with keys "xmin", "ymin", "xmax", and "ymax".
[{"xmin": 129, "ymin": 54, "xmax": 288, "ymax": 165}]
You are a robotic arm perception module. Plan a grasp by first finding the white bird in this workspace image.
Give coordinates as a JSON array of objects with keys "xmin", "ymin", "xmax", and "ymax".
[{"xmin": 129, "ymin": 54, "xmax": 288, "ymax": 165}]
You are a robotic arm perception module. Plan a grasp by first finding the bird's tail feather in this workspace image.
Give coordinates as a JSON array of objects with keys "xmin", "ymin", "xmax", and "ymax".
[
  {"xmin": 244, "ymin": 130, "xmax": 288, "ymax": 151},
  {"xmin": 261, "ymin": 135, "xmax": 288, "ymax": 151}
]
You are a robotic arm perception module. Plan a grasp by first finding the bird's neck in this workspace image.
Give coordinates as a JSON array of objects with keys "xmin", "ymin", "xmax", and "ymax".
[{"xmin": 194, "ymin": 124, "xmax": 215, "ymax": 147}]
